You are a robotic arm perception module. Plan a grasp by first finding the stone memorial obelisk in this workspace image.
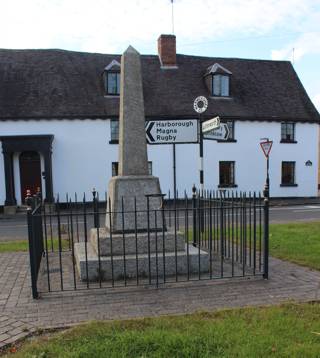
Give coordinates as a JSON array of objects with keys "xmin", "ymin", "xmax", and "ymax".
[
  {"xmin": 106, "ymin": 46, "xmax": 162, "ymax": 232},
  {"xmin": 74, "ymin": 46, "xmax": 208, "ymax": 281}
]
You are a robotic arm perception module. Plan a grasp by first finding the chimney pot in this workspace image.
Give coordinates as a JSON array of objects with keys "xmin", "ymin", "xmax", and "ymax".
[{"xmin": 157, "ymin": 34, "xmax": 177, "ymax": 68}]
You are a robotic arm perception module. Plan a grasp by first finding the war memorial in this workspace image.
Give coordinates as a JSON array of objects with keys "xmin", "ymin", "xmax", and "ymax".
[{"xmin": 74, "ymin": 46, "xmax": 209, "ymax": 281}]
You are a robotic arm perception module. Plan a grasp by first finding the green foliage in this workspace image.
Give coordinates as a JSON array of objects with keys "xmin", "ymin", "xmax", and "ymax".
[{"xmin": 11, "ymin": 303, "xmax": 320, "ymax": 357}]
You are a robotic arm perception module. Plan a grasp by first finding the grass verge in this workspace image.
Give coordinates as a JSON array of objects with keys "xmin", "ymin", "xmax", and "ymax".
[
  {"xmin": 7, "ymin": 302, "xmax": 320, "ymax": 358},
  {"xmin": 189, "ymin": 221, "xmax": 320, "ymax": 271},
  {"xmin": 0, "ymin": 238, "xmax": 70, "ymax": 253},
  {"xmin": 1, "ymin": 222, "xmax": 319, "ymax": 271},
  {"xmin": 269, "ymin": 221, "xmax": 320, "ymax": 270}
]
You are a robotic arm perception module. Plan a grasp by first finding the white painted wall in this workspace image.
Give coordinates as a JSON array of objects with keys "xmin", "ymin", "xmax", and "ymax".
[
  {"xmin": 0, "ymin": 119, "xmax": 318, "ymax": 205},
  {"xmin": 0, "ymin": 119, "xmax": 117, "ymax": 205},
  {"xmin": 172, "ymin": 121, "xmax": 319, "ymax": 197}
]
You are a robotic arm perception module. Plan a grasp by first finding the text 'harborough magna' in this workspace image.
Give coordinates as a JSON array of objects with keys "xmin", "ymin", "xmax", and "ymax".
[{"xmin": 155, "ymin": 120, "xmax": 195, "ymax": 141}]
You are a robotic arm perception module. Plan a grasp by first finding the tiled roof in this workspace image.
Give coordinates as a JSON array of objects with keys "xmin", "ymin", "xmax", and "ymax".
[{"xmin": 0, "ymin": 48, "xmax": 318, "ymax": 122}]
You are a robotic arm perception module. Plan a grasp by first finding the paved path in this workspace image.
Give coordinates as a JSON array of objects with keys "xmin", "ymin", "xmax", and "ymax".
[{"xmin": 0, "ymin": 251, "xmax": 320, "ymax": 349}]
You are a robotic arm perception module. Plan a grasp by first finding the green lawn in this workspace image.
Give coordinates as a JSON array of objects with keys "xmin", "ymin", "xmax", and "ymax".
[
  {"xmin": 191, "ymin": 221, "xmax": 320, "ymax": 271},
  {"xmin": 269, "ymin": 222, "xmax": 320, "ymax": 270},
  {"xmin": 0, "ymin": 238, "xmax": 70, "ymax": 253},
  {"xmin": 8, "ymin": 303, "xmax": 320, "ymax": 358}
]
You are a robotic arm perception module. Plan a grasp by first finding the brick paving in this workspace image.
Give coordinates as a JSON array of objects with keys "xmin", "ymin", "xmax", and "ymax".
[{"xmin": 0, "ymin": 251, "xmax": 320, "ymax": 349}]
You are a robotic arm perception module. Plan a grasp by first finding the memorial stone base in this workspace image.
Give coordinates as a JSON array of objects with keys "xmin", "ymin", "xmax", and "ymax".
[{"xmin": 74, "ymin": 229, "xmax": 209, "ymax": 281}]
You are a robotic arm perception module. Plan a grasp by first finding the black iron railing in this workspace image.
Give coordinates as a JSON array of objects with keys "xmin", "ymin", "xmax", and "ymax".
[
  {"xmin": 27, "ymin": 204, "xmax": 44, "ymax": 299},
  {"xmin": 27, "ymin": 188, "xmax": 269, "ymax": 298}
]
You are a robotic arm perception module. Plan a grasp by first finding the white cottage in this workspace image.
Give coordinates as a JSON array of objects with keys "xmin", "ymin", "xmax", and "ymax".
[{"xmin": 0, "ymin": 34, "xmax": 319, "ymax": 213}]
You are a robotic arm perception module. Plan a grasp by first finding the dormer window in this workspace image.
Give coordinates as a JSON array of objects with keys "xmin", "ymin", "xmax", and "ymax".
[
  {"xmin": 204, "ymin": 63, "xmax": 232, "ymax": 97},
  {"xmin": 103, "ymin": 60, "xmax": 120, "ymax": 96},
  {"xmin": 106, "ymin": 72, "xmax": 120, "ymax": 95},
  {"xmin": 213, "ymin": 74, "xmax": 229, "ymax": 96}
]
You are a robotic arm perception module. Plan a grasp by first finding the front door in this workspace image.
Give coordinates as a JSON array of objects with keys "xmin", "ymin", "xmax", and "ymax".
[{"xmin": 19, "ymin": 151, "xmax": 42, "ymax": 203}]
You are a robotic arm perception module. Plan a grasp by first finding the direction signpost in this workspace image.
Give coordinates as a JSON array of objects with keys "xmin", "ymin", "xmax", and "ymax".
[
  {"xmin": 145, "ymin": 118, "xmax": 198, "ymax": 204},
  {"xmin": 203, "ymin": 123, "xmax": 230, "ymax": 141},
  {"xmin": 145, "ymin": 119, "xmax": 198, "ymax": 144},
  {"xmin": 144, "ymin": 103, "xmax": 231, "ymax": 195},
  {"xmin": 202, "ymin": 116, "xmax": 220, "ymax": 133}
]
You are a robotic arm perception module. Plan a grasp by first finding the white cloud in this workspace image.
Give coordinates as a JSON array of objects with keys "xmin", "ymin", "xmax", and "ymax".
[
  {"xmin": 271, "ymin": 32, "xmax": 320, "ymax": 61},
  {"xmin": 271, "ymin": 9, "xmax": 320, "ymax": 61},
  {"xmin": 0, "ymin": 0, "xmax": 319, "ymax": 54}
]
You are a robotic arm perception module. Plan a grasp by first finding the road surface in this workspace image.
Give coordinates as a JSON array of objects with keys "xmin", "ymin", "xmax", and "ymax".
[{"xmin": 1, "ymin": 204, "xmax": 320, "ymax": 242}]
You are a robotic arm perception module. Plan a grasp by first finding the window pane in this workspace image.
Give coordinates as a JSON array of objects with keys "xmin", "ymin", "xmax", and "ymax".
[
  {"xmin": 110, "ymin": 120, "xmax": 119, "ymax": 141},
  {"xmin": 148, "ymin": 161, "xmax": 152, "ymax": 175},
  {"xmin": 107, "ymin": 72, "xmax": 119, "ymax": 94},
  {"xmin": 213, "ymin": 75, "xmax": 229, "ymax": 96},
  {"xmin": 219, "ymin": 161, "xmax": 235, "ymax": 185},
  {"xmin": 221, "ymin": 76, "xmax": 229, "ymax": 96},
  {"xmin": 281, "ymin": 123, "xmax": 295, "ymax": 141},
  {"xmin": 213, "ymin": 75, "xmax": 221, "ymax": 96},
  {"xmin": 112, "ymin": 162, "xmax": 118, "ymax": 177},
  {"xmin": 281, "ymin": 162, "xmax": 295, "ymax": 184},
  {"xmin": 117, "ymin": 73, "xmax": 120, "ymax": 94}
]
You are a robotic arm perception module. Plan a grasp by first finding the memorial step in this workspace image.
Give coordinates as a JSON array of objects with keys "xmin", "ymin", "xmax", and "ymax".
[
  {"xmin": 74, "ymin": 242, "xmax": 209, "ymax": 281},
  {"xmin": 89, "ymin": 228, "xmax": 185, "ymax": 256}
]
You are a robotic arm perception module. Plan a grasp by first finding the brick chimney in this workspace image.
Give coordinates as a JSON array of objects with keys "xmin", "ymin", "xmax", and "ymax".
[{"xmin": 157, "ymin": 34, "xmax": 177, "ymax": 68}]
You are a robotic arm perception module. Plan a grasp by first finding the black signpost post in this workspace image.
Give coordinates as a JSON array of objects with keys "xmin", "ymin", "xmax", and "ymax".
[
  {"xmin": 199, "ymin": 113, "xmax": 203, "ymax": 192},
  {"xmin": 193, "ymin": 96, "xmax": 208, "ymax": 192},
  {"xmin": 172, "ymin": 143, "xmax": 177, "ymax": 235}
]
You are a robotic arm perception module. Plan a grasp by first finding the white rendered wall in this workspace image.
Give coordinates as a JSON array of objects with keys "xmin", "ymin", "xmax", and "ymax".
[
  {"xmin": 148, "ymin": 144, "xmax": 173, "ymax": 195},
  {"xmin": 0, "ymin": 119, "xmax": 318, "ymax": 205},
  {"xmin": 172, "ymin": 121, "xmax": 318, "ymax": 197},
  {"xmin": 0, "ymin": 119, "xmax": 117, "ymax": 204}
]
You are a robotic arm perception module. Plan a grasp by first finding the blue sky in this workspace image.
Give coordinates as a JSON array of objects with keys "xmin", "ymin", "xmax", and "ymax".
[{"xmin": 0, "ymin": 0, "xmax": 319, "ymax": 110}]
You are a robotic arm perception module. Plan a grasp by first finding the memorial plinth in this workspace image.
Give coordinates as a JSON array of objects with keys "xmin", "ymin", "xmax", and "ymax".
[
  {"xmin": 106, "ymin": 176, "xmax": 163, "ymax": 233},
  {"xmin": 74, "ymin": 46, "xmax": 209, "ymax": 281}
]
